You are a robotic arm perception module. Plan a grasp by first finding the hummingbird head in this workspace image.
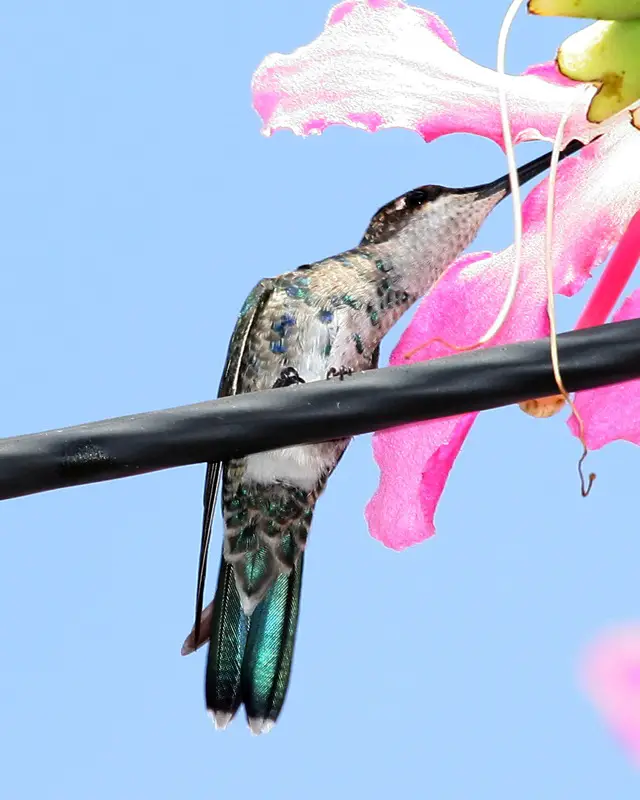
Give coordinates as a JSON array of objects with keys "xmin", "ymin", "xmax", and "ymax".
[{"xmin": 361, "ymin": 139, "xmax": 585, "ymax": 254}]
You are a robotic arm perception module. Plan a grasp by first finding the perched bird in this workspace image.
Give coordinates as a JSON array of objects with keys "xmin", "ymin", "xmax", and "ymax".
[{"xmin": 182, "ymin": 140, "xmax": 585, "ymax": 734}]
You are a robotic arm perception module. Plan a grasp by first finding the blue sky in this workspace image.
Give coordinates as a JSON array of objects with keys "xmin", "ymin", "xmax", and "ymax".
[{"xmin": 1, "ymin": 1, "xmax": 639, "ymax": 797}]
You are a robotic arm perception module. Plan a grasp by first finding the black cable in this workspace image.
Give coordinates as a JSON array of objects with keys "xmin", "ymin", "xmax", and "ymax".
[{"xmin": 1, "ymin": 319, "xmax": 639, "ymax": 502}]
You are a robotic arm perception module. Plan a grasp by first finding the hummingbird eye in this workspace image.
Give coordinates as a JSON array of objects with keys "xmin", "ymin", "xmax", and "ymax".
[
  {"xmin": 404, "ymin": 185, "xmax": 445, "ymax": 208},
  {"xmin": 360, "ymin": 185, "xmax": 445, "ymax": 245}
]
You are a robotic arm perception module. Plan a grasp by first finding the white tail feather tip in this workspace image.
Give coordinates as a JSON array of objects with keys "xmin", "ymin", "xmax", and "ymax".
[
  {"xmin": 208, "ymin": 710, "xmax": 233, "ymax": 731},
  {"xmin": 248, "ymin": 717, "xmax": 275, "ymax": 736}
]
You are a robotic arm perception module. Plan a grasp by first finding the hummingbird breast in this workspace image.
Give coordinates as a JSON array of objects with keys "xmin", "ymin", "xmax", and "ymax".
[
  {"xmin": 236, "ymin": 270, "xmax": 350, "ymax": 490},
  {"xmin": 229, "ymin": 246, "xmax": 414, "ymax": 492}
]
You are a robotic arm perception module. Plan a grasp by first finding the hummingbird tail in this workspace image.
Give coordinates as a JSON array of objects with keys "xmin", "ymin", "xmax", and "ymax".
[
  {"xmin": 203, "ymin": 483, "xmax": 317, "ymax": 732},
  {"xmin": 241, "ymin": 553, "xmax": 304, "ymax": 735},
  {"xmin": 203, "ymin": 544, "xmax": 305, "ymax": 734},
  {"xmin": 204, "ymin": 555, "xmax": 249, "ymax": 728}
]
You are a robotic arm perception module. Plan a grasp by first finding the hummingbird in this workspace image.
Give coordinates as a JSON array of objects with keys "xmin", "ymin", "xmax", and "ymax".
[{"xmin": 181, "ymin": 139, "xmax": 585, "ymax": 734}]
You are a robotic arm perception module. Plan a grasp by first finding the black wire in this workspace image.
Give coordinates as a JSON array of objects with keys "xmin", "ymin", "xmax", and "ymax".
[{"xmin": 1, "ymin": 319, "xmax": 639, "ymax": 502}]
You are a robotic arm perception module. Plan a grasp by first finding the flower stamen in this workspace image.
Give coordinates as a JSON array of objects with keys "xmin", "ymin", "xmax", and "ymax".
[
  {"xmin": 542, "ymin": 84, "xmax": 596, "ymax": 497},
  {"xmin": 403, "ymin": 0, "xmax": 527, "ymax": 363}
]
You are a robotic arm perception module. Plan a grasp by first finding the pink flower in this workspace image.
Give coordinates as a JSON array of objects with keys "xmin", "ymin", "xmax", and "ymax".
[
  {"xmin": 251, "ymin": 0, "xmax": 640, "ymax": 549},
  {"xmin": 583, "ymin": 626, "xmax": 640, "ymax": 765},
  {"xmin": 252, "ymin": 0, "xmax": 600, "ymax": 146}
]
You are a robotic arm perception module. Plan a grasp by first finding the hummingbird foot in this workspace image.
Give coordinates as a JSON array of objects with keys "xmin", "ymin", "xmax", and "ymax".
[
  {"xmin": 273, "ymin": 366, "xmax": 305, "ymax": 389},
  {"xmin": 326, "ymin": 366, "xmax": 354, "ymax": 381}
]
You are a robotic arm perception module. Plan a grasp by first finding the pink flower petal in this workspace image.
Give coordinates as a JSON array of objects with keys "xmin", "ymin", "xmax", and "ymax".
[
  {"xmin": 367, "ymin": 403, "xmax": 478, "ymax": 550},
  {"xmin": 252, "ymin": 0, "xmax": 599, "ymax": 148},
  {"xmin": 367, "ymin": 125, "xmax": 640, "ymax": 549},
  {"xmin": 575, "ymin": 209, "xmax": 640, "ymax": 331},
  {"xmin": 523, "ymin": 61, "xmax": 583, "ymax": 89},
  {"xmin": 569, "ymin": 290, "xmax": 640, "ymax": 449},
  {"xmin": 583, "ymin": 625, "xmax": 640, "ymax": 765}
]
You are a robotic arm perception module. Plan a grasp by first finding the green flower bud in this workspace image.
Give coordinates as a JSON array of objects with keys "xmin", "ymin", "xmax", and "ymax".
[
  {"xmin": 558, "ymin": 20, "xmax": 640, "ymax": 122},
  {"xmin": 529, "ymin": 0, "xmax": 640, "ymax": 20}
]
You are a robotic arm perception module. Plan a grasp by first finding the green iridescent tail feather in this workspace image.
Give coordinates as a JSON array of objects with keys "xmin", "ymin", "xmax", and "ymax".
[
  {"xmin": 205, "ymin": 545, "xmax": 304, "ymax": 733},
  {"xmin": 241, "ymin": 556, "xmax": 303, "ymax": 733},
  {"xmin": 204, "ymin": 556, "xmax": 248, "ymax": 728}
]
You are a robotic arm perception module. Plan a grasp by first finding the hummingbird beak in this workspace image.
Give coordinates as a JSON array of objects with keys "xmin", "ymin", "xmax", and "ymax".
[{"xmin": 471, "ymin": 138, "xmax": 588, "ymax": 201}]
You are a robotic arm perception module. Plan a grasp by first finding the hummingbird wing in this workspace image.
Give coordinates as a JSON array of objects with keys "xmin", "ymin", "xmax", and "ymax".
[{"xmin": 189, "ymin": 279, "xmax": 276, "ymax": 652}]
